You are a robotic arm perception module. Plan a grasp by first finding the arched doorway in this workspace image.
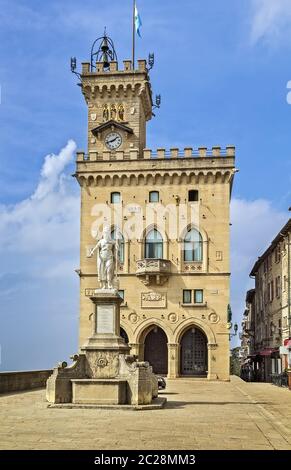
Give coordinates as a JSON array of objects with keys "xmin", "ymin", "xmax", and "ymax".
[
  {"xmin": 120, "ymin": 327, "xmax": 129, "ymax": 344},
  {"xmin": 180, "ymin": 327, "xmax": 208, "ymax": 376},
  {"xmin": 144, "ymin": 326, "xmax": 168, "ymax": 375}
]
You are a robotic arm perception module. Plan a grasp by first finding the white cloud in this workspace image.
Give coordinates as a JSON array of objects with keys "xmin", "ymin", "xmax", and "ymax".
[
  {"xmin": 0, "ymin": 140, "xmax": 79, "ymax": 256},
  {"xmin": 0, "ymin": 141, "xmax": 80, "ymax": 370},
  {"xmin": 250, "ymin": 0, "xmax": 291, "ymax": 44}
]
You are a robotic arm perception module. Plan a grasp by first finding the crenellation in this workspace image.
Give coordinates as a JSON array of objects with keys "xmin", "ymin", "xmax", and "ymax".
[
  {"xmin": 143, "ymin": 149, "xmax": 151, "ymax": 159},
  {"xmin": 77, "ymin": 146, "xmax": 236, "ymax": 162},
  {"xmin": 102, "ymin": 151, "xmax": 111, "ymax": 161},
  {"xmin": 89, "ymin": 152, "xmax": 98, "ymax": 162},
  {"xmin": 184, "ymin": 147, "xmax": 193, "ymax": 158},
  {"xmin": 123, "ymin": 60, "xmax": 132, "ymax": 71},
  {"xmin": 109, "ymin": 61, "xmax": 118, "ymax": 72},
  {"xmin": 115, "ymin": 150, "xmax": 124, "ymax": 161},
  {"xmin": 226, "ymin": 145, "xmax": 235, "ymax": 157},
  {"xmin": 76, "ymin": 151, "xmax": 85, "ymax": 162},
  {"xmin": 199, "ymin": 147, "xmax": 207, "ymax": 158},
  {"xmin": 212, "ymin": 146, "xmax": 221, "ymax": 157},
  {"xmin": 138, "ymin": 60, "xmax": 147, "ymax": 72},
  {"xmin": 82, "ymin": 62, "xmax": 90, "ymax": 74},
  {"xmin": 130, "ymin": 149, "xmax": 139, "ymax": 159},
  {"xmin": 157, "ymin": 148, "xmax": 166, "ymax": 159},
  {"xmin": 170, "ymin": 148, "xmax": 179, "ymax": 158}
]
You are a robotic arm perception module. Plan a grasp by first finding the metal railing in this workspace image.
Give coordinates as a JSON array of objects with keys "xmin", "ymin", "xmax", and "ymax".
[{"xmin": 270, "ymin": 372, "xmax": 288, "ymax": 387}]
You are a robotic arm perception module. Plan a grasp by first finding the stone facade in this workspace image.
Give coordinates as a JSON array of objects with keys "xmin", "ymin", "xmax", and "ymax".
[
  {"xmin": 243, "ymin": 219, "xmax": 291, "ymax": 382},
  {"xmin": 75, "ymin": 57, "xmax": 236, "ymax": 381},
  {"xmin": 240, "ymin": 289, "xmax": 256, "ymax": 365}
]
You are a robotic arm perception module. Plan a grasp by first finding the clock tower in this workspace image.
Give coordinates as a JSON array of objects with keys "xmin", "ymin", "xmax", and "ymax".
[
  {"xmin": 74, "ymin": 31, "xmax": 236, "ymax": 382},
  {"xmin": 79, "ymin": 34, "xmax": 153, "ymax": 158}
]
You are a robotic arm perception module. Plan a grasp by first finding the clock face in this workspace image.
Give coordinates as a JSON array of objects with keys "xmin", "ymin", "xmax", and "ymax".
[{"xmin": 105, "ymin": 132, "xmax": 122, "ymax": 150}]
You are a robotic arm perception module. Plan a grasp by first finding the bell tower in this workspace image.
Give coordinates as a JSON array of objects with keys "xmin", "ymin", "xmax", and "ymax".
[{"xmin": 75, "ymin": 32, "xmax": 153, "ymax": 158}]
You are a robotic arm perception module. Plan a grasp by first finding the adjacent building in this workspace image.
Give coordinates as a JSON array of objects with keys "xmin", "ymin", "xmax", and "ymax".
[
  {"xmin": 75, "ymin": 34, "xmax": 236, "ymax": 380},
  {"xmin": 241, "ymin": 219, "xmax": 291, "ymax": 382}
]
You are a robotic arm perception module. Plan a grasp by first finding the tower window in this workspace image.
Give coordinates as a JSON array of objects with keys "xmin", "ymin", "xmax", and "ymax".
[
  {"xmin": 188, "ymin": 190, "xmax": 199, "ymax": 202},
  {"xmin": 149, "ymin": 191, "xmax": 159, "ymax": 203},
  {"xmin": 111, "ymin": 192, "xmax": 121, "ymax": 204}
]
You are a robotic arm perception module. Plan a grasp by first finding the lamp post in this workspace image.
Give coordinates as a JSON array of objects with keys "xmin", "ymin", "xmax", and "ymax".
[{"xmin": 230, "ymin": 323, "xmax": 238, "ymax": 338}]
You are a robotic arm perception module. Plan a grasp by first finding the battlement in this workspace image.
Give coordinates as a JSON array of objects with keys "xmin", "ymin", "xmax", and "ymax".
[
  {"xmin": 76, "ymin": 146, "xmax": 235, "ymax": 162},
  {"xmin": 81, "ymin": 59, "xmax": 147, "ymax": 76}
]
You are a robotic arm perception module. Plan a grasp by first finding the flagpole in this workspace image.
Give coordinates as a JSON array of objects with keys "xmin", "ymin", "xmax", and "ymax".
[{"xmin": 132, "ymin": 0, "xmax": 136, "ymax": 70}]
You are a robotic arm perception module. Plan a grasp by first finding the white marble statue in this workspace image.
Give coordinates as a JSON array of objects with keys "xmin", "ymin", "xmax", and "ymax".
[{"xmin": 90, "ymin": 227, "xmax": 117, "ymax": 289}]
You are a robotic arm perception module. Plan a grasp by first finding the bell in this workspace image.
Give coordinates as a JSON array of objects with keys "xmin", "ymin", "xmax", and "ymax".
[
  {"xmin": 101, "ymin": 52, "xmax": 110, "ymax": 70},
  {"xmin": 101, "ymin": 36, "xmax": 109, "ymax": 53}
]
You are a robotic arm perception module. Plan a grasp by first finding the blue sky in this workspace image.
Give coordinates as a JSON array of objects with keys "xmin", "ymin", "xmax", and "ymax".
[{"xmin": 0, "ymin": 0, "xmax": 291, "ymax": 370}]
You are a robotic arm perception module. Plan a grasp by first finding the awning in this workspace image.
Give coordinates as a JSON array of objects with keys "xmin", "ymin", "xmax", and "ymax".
[
  {"xmin": 284, "ymin": 339, "xmax": 291, "ymax": 348},
  {"xmin": 259, "ymin": 348, "xmax": 278, "ymax": 356}
]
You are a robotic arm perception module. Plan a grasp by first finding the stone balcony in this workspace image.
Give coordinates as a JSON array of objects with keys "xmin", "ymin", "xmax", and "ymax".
[
  {"xmin": 244, "ymin": 321, "xmax": 254, "ymax": 333},
  {"xmin": 136, "ymin": 259, "xmax": 171, "ymax": 285}
]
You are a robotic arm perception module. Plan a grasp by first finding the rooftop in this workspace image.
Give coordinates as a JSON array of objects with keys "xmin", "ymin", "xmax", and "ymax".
[{"xmin": 250, "ymin": 218, "xmax": 291, "ymax": 277}]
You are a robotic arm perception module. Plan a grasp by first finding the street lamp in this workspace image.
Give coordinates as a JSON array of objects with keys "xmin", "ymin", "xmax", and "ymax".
[{"xmin": 229, "ymin": 323, "xmax": 238, "ymax": 339}]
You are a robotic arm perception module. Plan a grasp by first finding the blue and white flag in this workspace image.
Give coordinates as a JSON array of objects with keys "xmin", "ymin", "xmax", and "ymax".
[{"xmin": 135, "ymin": 3, "xmax": 142, "ymax": 37}]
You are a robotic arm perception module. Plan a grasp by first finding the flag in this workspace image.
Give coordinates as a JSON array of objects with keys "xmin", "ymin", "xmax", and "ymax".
[{"xmin": 135, "ymin": 3, "xmax": 142, "ymax": 37}]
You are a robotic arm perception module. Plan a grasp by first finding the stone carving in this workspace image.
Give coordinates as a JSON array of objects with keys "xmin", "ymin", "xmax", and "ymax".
[
  {"xmin": 110, "ymin": 104, "xmax": 117, "ymax": 120},
  {"xmin": 129, "ymin": 312, "xmax": 139, "ymax": 324},
  {"xmin": 90, "ymin": 113, "xmax": 97, "ymax": 121},
  {"xmin": 118, "ymin": 104, "xmax": 125, "ymax": 121},
  {"xmin": 102, "ymin": 103, "xmax": 125, "ymax": 122},
  {"xmin": 103, "ymin": 104, "xmax": 109, "ymax": 122},
  {"xmin": 168, "ymin": 312, "xmax": 178, "ymax": 323},
  {"xmin": 184, "ymin": 264, "xmax": 202, "ymax": 271},
  {"xmin": 96, "ymin": 356, "xmax": 108, "ymax": 368},
  {"xmin": 209, "ymin": 312, "xmax": 220, "ymax": 324},
  {"xmin": 137, "ymin": 259, "xmax": 170, "ymax": 271},
  {"xmin": 142, "ymin": 292, "xmax": 162, "ymax": 301},
  {"xmin": 141, "ymin": 292, "xmax": 167, "ymax": 308},
  {"xmin": 89, "ymin": 227, "xmax": 116, "ymax": 289},
  {"xmin": 85, "ymin": 288, "xmax": 97, "ymax": 297}
]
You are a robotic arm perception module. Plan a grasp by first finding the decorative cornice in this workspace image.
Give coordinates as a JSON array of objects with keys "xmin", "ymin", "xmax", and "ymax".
[{"xmin": 75, "ymin": 169, "xmax": 234, "ymax": 187}]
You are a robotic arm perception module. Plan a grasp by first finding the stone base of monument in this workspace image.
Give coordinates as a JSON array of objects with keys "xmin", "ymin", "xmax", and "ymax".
[{"xmin": 46, "ymin": 290, "xmax": 166, "ymax": 410}]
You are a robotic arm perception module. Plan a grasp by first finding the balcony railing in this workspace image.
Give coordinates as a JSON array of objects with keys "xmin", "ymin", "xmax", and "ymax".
[{"xmin": 136, "ymin": 259, "xmax": 171, "ymax": 285}]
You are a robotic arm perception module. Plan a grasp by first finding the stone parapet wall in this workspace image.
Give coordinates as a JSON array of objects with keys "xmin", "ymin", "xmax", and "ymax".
[{"xmin": 0, "ymin": 370, "xmax": 53, "ymax": 394}]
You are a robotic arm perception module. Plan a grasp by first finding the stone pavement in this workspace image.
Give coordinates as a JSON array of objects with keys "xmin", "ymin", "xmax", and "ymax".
[{"xmin": 1, "ymin": 376, "xmax": 291, "ymax": 450}]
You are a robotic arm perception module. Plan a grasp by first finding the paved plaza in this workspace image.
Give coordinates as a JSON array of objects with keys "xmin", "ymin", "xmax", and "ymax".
[{"xmin": 1, "ymin": 376, "xmax": 291, "ymax": 450}]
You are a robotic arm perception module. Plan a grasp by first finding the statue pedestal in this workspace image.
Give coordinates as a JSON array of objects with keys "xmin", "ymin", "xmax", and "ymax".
[
  {"xmin": 46, "ymin": 290, "xmax": 165, "ymax": 408},
  {"xmin": 80, "ymin": 290, "xmax": 130, "ymax": 382}
]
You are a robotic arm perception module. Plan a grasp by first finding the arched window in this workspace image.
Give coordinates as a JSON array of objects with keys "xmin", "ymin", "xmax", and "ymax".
[
  {"xmin": 111, "ymin": 192, "xmax": 121, "ymax": 204},
  {"xmin": 149, "ymin": 191, "xmax": 159, "ymax": 203},
  {"xmin": 111, "ymin": 229, "xmax": 124, "ymax": 264},
  {"xmin": 145, "ymin": 229, "xmax": 163, "ymax": 259},
  {"xmin": 183, "ymin": 228, "xmax": 203, "ymax": 262}
]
